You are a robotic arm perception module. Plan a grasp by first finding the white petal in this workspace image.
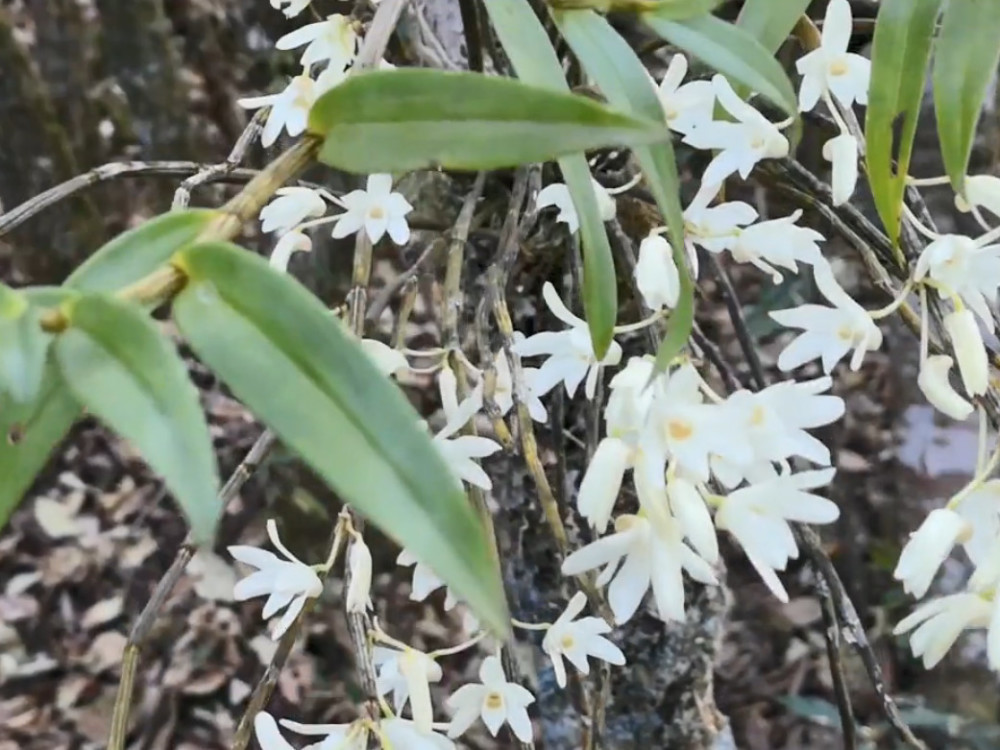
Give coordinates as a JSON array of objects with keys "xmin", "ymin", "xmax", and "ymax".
[
  {"xmin": 577, "ymin": 438, "xmax": 630, "ymax": 532},
  {"xmin": 542, "ymin": 281, "xmax": 585, "ymax": 327},
  {"xmin": 667, "ymin": 478, "xmax": 718, "ymax": 563},
  {"xmin": 254, "ymin": 712, "xmax": 297, "ymax": 750},
  {"xmin": 823, "ymin": 0, "xmax": 853, "ymax": 54},
  {"xmin": 270, "ymin": 593, "xmax": 307, "ymax": 639},
  {"xmin": 945, "ymin": 309, "xmax": 988, "ymax": 396},
  {"xmin": 607, "ymin": 546, "xmax": 651, "ymax": 624},
  {"xmin": 823, "ymin": 133, "xmax": 858, "ymax": 206},
  {"xmin": 229, "ymin": 545, "xmax": 278, "ymax": 569},
  {"xmin": 918, "ymin": 355, "xmax": 975, "ymax": 421},
  {"xmin": 366, "ymin": 173, "xmax": 394, "ymax": 197}
]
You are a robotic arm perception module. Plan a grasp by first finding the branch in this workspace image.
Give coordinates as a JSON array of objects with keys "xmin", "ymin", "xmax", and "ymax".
[
  {"xmin": 0, "ymin": 160, "xmax": 263, "ymax": 237},
  {"xmin": 107, "ymin": 431, "xmax": 278, "ymax": 750},
  {"xmin": 171, "ymin": 108, "xmax": 267, "ymax": 210}
]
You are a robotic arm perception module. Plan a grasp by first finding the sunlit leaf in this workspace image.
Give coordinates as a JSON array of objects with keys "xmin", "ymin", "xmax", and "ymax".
[
  {"xmin": 171, "ymin": 241, "xmax": 509, "ymax": 633},
  {"xmin": 55, "ymin": 294, "xmax": 221, "ymax": 542}
]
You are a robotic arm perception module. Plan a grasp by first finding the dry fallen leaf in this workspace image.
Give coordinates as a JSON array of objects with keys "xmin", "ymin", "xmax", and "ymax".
[
  {"xmin": 781, "ymin": 597, "xmax": 823, "ymax": 628},
  {"xmin": 33, "ymin": 497, "xmax": 82, "ymax": 539},
  {"xmin": 85, "ymin": 631, "xmax": 127, "ymax": 674},
  {"xmin": 228, "ymin": 678, "xmax": 251, "ymax": 705},
  {"xmin": 4, "ymin": 571, "xmax": 41, "ymax": 597},
  {"xmin": 81, "ymin": 597, "xmax": 124, "ymax": 629},
  {"xmin": 121, "ymin": 535, "xmax": 158, "ymax": 568},
  {"xmin": 188, "ymin": 550, "xmax": 237, "ymax": 602}
]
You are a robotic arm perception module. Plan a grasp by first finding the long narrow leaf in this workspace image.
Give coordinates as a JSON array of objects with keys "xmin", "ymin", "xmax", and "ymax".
[
  {"xmin": 482, "ymin": 0, "xmax": 619, "ymax": 358},
  {"xmin": 933, "ymin": 0, "xmax": 1000, "ymax": 192},
  {"xmin": 308, "ymin": 69, "xmax": 664, "ymax": 175},
  {"xmin": 642, "ymin": 12, "xmax": 799, "ymax": 117},
  {"xmin": 736, "ymin": 0, "xmax": 812, "ymax": 54},
  {"xmin": 0, "ymin": 284, "xmax": 51, "ymax": 403},
  {"xmin": 554, "ymin": 10, "xmax": 693, "ymax": 374},
  {"xmin": 865, "ymin": 0, "xmax": 942, "ymax": 246},
  {"xmin": 55, "ymin": 294, "xmax": 221, "ymax": 542},
  {"xmin": 0, "ymin": 288, "xmax": 80, "ymax": 530},
  {"xmin": 171, "ymin": 242, "xmax": 508, "ymax": 633}
]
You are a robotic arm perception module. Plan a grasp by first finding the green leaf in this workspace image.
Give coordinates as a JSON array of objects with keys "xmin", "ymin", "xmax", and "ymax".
[
  {"xmin": 66, "ymin": 209, "xmax": 218, "ymax": 292},
  {"xmin": 933, "ymin": 0, "xmax": 1000, "ymax": 193},
  {"xmin": 308, "ymin": 69, "xmax": 666, "ymax": 175},
  {"xmin": 482, "ymin": 0, "xmax": 618, "ymax": 357},
  {"xmin": 554, "ymin": 10, "xmax": 693, "ymax": 372},
  {"xmin": 171, "ymin": 241, "xmax": 509, "ymax": 634},
  {"xmin": 0, "ymin": 285, "xmax": 51, "ymax": 403},
  {"xmin": 642, "ymin": 11, "xmax": 799, "ymax": 117},
  {"xmin": 648, "ymin": 0, "xmax": 721, "ymax": 18},
  {"xmin": 0, "ymin": 287, "xmax": 80, "ymax": 530},
  {"xmin": 555, "ymin": 0, "xmax": 720, "ymax": 16},
  {"xmin": 54, "ymin": 294, "xmax": 221, "ymax": 542},
  {"xmin": 865, "ymin": 0, "xmax": 942, "ymax": 246},
  {"xmin": 736, "ymin": 0, "xmax": 812, "ymax": 54}
]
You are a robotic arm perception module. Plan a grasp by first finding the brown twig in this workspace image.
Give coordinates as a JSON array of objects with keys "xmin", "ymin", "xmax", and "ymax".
[
  {"xmin": 231, "ymin": 524, "xmax": 347, "ymax": 750},
  {"xmin": 753, "ymin": 159, "xmax": 932, "ymax": 750},
  {"xmin": 171, "ymin": 108, "xmax": 267, "ymax": 210},
  {"xmin": 0, "ymin": 161, "xmax": 264, "ymax": 237},
  {"xmin": 107, "ymin": 431, "xmax": 277, "ymax": 750}
]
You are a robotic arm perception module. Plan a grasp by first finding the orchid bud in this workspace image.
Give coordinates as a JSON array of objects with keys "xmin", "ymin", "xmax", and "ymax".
[
  {"xmin": 345, "ymin": 538, "xmax": 373, "ymax": 614},
  {"xmin": 917, "ymin": 355, "xmax": 974, "ymax": 421},
  {"xmin": 944, "ymin": 309, "xmax": 988, "ymax": 397}
]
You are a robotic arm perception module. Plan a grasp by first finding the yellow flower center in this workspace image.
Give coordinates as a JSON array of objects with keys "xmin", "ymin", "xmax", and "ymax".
[
  {"xmin": 829, "ymin": 59, "xmax": 849, "ymax": 77},
  {"xmin": 750, "ymin": 136, "xmax": 765, "ymax": 150},
  {"xmin": 560, "ymin": 633, "xmax": 575, "ymax": 650},
  {"xmin": 837, "ymin": 325, "xmax": 855, "ymax": 342},
  {"xmin": 664, "ymin": 106, "xmax": 679, "ymax": 121},
  {"xmin": 749, "ymin": 405, "xmax": 767, "ymax": 427},
  {"xmin": 667, "ymin": 419, "xmax": 694, "ymax": 441},
  {"xmin": 368, "ymin": 205, "xmax": 385, "ymax": 220},
  {"xmin": 485, "ymin": 691, "xmax": 504, "ymax": 710}
]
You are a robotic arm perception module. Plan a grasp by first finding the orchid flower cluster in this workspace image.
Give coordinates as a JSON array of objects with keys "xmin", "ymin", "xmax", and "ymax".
[{"xmin": 226, "ymin": 0, "xmax": 1000, "ymax": 747}]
